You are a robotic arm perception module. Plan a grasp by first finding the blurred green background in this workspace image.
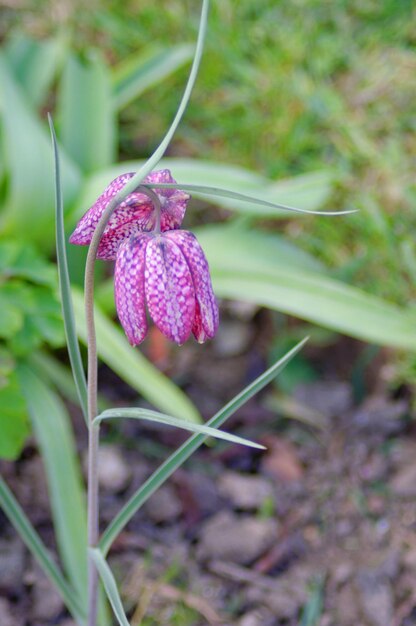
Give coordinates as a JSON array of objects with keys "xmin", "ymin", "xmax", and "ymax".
[{"xmin": 0, "ymin": 0, "xmax": 415, "ymax": 459}]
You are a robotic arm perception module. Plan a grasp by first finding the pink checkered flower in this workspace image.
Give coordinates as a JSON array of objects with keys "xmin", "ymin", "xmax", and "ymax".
[
  {"xmin": 69, "ymin": 170, "xmax": 190, "ymax": 260},
  {"xmin": 115, "ymin": 230, "xmax": 219, "ymax": 345}
]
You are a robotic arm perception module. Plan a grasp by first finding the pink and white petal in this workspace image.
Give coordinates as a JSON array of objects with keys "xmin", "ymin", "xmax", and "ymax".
[
  {"xmin": 144, "ymin": 169, "xmax": 177, "ymax": 198},
  {"xmin": 192, "ymin": 301, "xmax": 209, "ymax": 344},
  {"xmin": 145, "ymin": 236, "xmax": 195, "ymax": 344},
  {"xmin": 114, "ymin": 235, "xmax": 150, "ymax": 346},
  {"xmin": 144, "ymin": 169, "xmax": 190, "ymax": 230},
  {"xmin": 70, "ymin": 173, "xmax": 135, "ymax": 246},
  {"xmin": 160, "ymin": 190, "xmax": 190, "ymax": 231},
  {"xmin": 166, "ymin": 230, "xmax": 219, "ymax": 340}
]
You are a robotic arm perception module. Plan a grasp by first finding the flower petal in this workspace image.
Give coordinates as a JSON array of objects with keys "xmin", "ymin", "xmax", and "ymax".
[
  {"xmin": 69, "ymin": 170, "xmax": 190, "ymax": 259},
  {"xmin": 145, "ymin": 170, "xmax": 190, "ymax": 231},
  {"xmin": 114, "ymin": 234, "xmax": 150, "ymax": 346},
  {"xmin": 166, "ymin": 230, "xmax": 219, "ymax": 342},
  {"xmin": 69, "ymin": 173, "xmax": 136, "ymax": 247},
  {"xmin": 145, "ymin": 235, "xmax": 195, "ymax": 344}
]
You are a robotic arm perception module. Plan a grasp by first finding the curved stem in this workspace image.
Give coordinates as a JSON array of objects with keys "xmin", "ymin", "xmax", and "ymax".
[{"xmin": 84, "ymin": 186, "xmax": 161, "ymax": 626}]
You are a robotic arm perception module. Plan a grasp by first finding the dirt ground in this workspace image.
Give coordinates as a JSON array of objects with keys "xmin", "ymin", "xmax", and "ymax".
[{"xmin": 1, "ymin": 322, "xmax": 416, "ymax": 626}]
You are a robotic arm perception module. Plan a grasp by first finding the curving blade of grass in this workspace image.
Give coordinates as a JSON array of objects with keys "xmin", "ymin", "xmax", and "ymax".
[
  {"xmin": 0, "ymin": 476, "xmax": 86, "ymax": 625},
  {"xmin": 99, "ymin": 338, "xmax": 308, "ymax": 555},
  {"xmin": 93, "ymin": 407, "xmax": 265, "ymax": 450},
  {"xmin": 17, "ymin": 363, "xmax": 88, "ymax": 612},
  {"xmin": 89, "ymin": 548, "xmax": 130, "ymax": 626},
  {"xmin": 141, "ymin": 182, "xmax": 356, "ymax": 216},
  {"xmin": 112, "ymin": 44, "xmax": 194, "ymax": 111},
  {"xmin": 49, "ymin": 114, "xmax": 88, "ymax": 422}
]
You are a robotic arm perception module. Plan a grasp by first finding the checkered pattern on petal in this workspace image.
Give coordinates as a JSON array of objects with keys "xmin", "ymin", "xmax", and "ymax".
[
  {"xmin": 70, "ymin": 170, "xmax": 190, "ymax": 259},
  {"xmin": 114, "ymin": 234, "xmax": 150, "ymax": 346},
  {"xmin": 166, "ymin": 230, "xmax": 219, "ymax": 342},
  {"xmin": 144, "ymin": 235, "xmax": 195, "ymax": 344}
]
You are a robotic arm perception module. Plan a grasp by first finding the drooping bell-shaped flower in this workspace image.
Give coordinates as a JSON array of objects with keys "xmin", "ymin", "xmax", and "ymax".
[
  {"xmin": 70, "ymin": 170, "xmax": 219, "ymax": 345},
  {"xmin": 115, "ymin": 230, "xmax": 219, "ymax": 345},
  {"xmin": 69, "ymin": 170, "xmax": 190, "ymax": 260}
]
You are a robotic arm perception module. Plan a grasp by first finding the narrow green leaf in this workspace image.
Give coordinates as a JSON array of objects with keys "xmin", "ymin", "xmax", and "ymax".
[
  {"xmin": 4, "ymin": 34, "xmax": 67, "ymax": 107},
  {"xmin": 57, "ymin": 52, "xmax": 116, "ymax": 173},
  {"xmin": 49, "ymin": 114, "xmax": 88, "ymax": 422},
  {"xmin": 68, "ymin": 0, "xmax": 210, "ymax": 233},
  {"xmin": 141, "ymin": 181, "xmax": 355, "ymax": 216},
  {"xmin": 100, "ymin": 338, "xmax": 307, "ymax": 555},
  {"xmin": 16, "ymin": 363, "xmax": 88, "ymax": 611},
  {"xmin": 28, "ymin": 351, "xmax": 81, "ymax": 407},
  {"xmin": 0, "ymin": 476, "xmax": 86, "ymax": 625},
  {"xmin": 0, "ymin": 54, "xmax": 80, "ymax": 243},
  {"xmin": 0, "ymin": 54, "xmax": 81, "ymax": 243},
  {"xmin": 211, "ymin": 271, "xmax": 416, "ymax": 351},
  {"xmin": 71, "ymin": 159, "xmax": 333, "ymax": 225},
  {"xmin": 71, "ymin": 288, "xmax": 201, "ymax": 423},
  {"xmin": 94, "ymin": 408, "xmax": 265, "ymax": 450},
  {"xmin": 112, "ymin": 44, "xmax": 194, "ymax": 111},
  {"xmin": 0, "ymin": 371, "xmax": 30, "ymax": 460},
  {"xmin": 89, "ymin": 548, "xmax": 130, "ymax": 626}
]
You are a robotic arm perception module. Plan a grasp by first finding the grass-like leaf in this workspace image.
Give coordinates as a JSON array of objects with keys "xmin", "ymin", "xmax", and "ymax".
[
  {"xmin": 17, "ymin": 363, "xmax": 88, "ymax": 612},
  {"xmin": 49, "ymin": 114, "xmax": 88, "ymax": 422},
  {"xmin": 94, "ymin": 408, "xmax": 265, "ymax": 450},
  {"xmin": 99, "ymin": 338, "xmax": 307, "ymax": 555},
  {"xmin": 57, "ymin": 53, "xmax": 115, "ymax": 173},
  {"xmin": 112, "ymin": 44, "xmax": 194, "ymax": 111},
  {"xmin": 89, "ymin": 548, "xmax": 130, "ymax": 626},
  {"xmin": 0, "ymin": 476, "xmax": 86, "ymax": 626},
  {"xmin": 0, "ymin": 54, "xmax": 81, "ymax": 244},
  {"xmin": 71, "ymin": 287, "xmax": 201, "ymax": 423},
  {"xmin": 69, "ymin": 0, "xmax": 210, "ymax": 236},
  {"xmin": 71, "ymin": 160, "xmax": 333, "ymax": 225},
  {"xmin": 142, "ymin": 182, "xmax": 356, "ymax": 216}
]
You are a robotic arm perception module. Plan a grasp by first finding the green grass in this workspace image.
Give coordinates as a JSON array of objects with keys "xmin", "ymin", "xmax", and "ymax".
[
  {"xmin": 5, "ymin": 0, "xmax": 415, "ymax": 305},
  {"xmin": 4, "ymin": 0, "xmax": 416, "ymax": 338}
]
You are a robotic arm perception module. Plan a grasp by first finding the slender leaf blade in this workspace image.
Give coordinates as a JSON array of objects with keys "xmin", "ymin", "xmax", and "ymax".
[
  {"xmin": 57, "ymin": 52, "xmax": 116, "ymax": 173},
  {"xmin": 4, "ymin": 34, "xmax": 67, "ymax": 107},
  {"xmin": 49, "ymin": 114, "xmax": 88, "ymax": 421},
  {"xmin": 71, "ymin": 288, "xmax": 201, "ymax": 423},
  {"xmin": 0, "ymin": 54, "xmax": 81, "ymax": 243},
  {"xmin": 90, "ymin": 549, "xmax": 130, "ymax": 626},
  {"xmin": 16, "ymin": 363, "xmax": 88, "ymax": 610},
  {"xmin": 211, "ymin": 271, "xmax": 416, "ymax": 350},
  {"xmin": 112, "ymin": 44, "xmax": 194, "ymax": 111},
  {"xmin": 0, "ymin": 476, "xmax": 86, "ymax": 625},
  {"xmin": 94, "ymin": 408, "xmax": 265, "ymax": 449},
  {"xmin": 71, "ymin": 159, "xmax": 334, "ymax": 227},
  {"xmin": 99, "ymin": 338, "xmax": 307, "ymax": 554}
]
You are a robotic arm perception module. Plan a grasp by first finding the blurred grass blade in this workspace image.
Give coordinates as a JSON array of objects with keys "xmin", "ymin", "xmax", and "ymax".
[
  {"xmin": 94, "ymin": 408, "xmax": 265, "ymax": 450},
  {"xmin": 0, "ymin": 476, "xmax": 86, "ymax": 625},
  {"xmin": 0, "ymin": 54, "xmax": 81, "ymax": 244},
  {"xmin": 4, "ymin": 34, "xmax": 67, "ymax": 107},
  {"xmin": 17, "ymin": 363, "xmax": 88, "ymax": 612},
  {"xmin": 192, "ymin": 225, "xmax": 416, "ymax": 350},
  {"xmin": 142, "ymin": 181, "xmax": 355, "ymax": 216},
  {"xmin": 99, "ymin": 338, "xmax": 307, "ymax": 554},
  {"xmin": 89, "ymin": 548, "xmax": 130, "ymax": 626},
  {"xmin": 49, "ymin": 115, "xmax": 88, "ymax": 422},
  {"xmin": 57, "ymin": 52, "xmax": 116, "ymax": 173},
  {"xmin": 28, "ymin": 351, "xmax": 82, "ymax": 408},
  {"xmin": 112, "ymin": 44, "xmax": 194, "ymax": 111},
  {"xmin": 300, "ymin": 576, "xmax": 325, "ymax": 626},
  {"xmin": 214, "ymin": 269, "xmax": 416, "ymax": 351},
  {"xmin": 72, "ymin": 160, "xmax": 331, "ymax": 226},
  {"xmin": 71, "ymin": 288, "xmax": 201, "ymax": 423},
  {"xmin": 67, "ymin": 0, "xmax": 210, "ymax": 226}
]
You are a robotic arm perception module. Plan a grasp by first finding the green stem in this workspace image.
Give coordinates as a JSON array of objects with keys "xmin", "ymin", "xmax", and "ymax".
[{"xmin": 83, "ymin": 185, "xmax": 162, "ymax": 626}]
